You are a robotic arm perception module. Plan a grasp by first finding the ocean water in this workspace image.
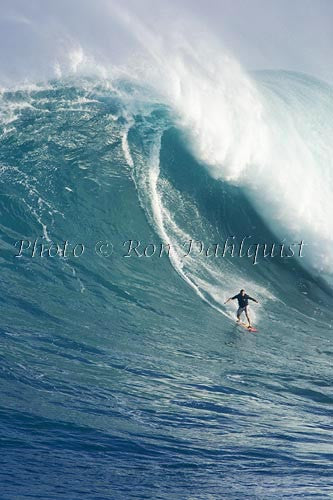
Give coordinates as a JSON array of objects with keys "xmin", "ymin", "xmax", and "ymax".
[{"xmin": 0, "ymin": 58, "xmax": 333, "ymax": 499}]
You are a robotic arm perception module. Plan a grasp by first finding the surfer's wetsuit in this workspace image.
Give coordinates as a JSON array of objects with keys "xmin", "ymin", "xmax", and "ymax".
[{"xmin": 231, "ymin": 293, "xmax": 256, "ymax": 309}]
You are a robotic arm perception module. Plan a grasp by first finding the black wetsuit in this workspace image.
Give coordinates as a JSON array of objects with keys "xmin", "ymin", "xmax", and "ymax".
[{"xmin": 232, "ymin": 293, "xmax": 256, "ymax": 308}]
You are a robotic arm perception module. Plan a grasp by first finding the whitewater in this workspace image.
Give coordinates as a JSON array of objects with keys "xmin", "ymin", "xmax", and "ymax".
[{"xmin": 0, "ymin": 3, "xmax": 333, "ymax": 499}]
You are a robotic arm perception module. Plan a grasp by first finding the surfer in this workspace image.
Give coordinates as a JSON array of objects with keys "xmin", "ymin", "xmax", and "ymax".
[{"xmin": 224, "ymin": 289, "xmax": 259, "ymax": 328}]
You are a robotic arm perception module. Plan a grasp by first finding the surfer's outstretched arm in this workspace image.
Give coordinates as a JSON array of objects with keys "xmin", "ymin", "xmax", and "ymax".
[
  {"xmin": 249, "ymin": 296, "xmax": 259, "ymax": 304},
  {"xmin": 224, "ymin": 295, "xmax": 238, "ymax": 304}
]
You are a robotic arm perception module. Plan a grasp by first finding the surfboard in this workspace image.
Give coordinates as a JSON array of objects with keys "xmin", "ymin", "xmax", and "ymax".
[{"xmin": 237, "ymin": 322, "xmax": 258, "ymax": 332}]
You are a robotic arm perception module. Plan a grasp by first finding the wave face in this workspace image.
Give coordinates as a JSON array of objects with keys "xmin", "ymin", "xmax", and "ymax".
[{"xmin": 1, "ymin": 72, "xmax": 333, "ymax": 499}]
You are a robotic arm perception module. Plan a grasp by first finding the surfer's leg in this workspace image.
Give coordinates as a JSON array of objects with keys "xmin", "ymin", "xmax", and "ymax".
[
  {"xmin": 245, "ymin": 307, "xmax": 251, "ymax": 327},
  {"xmin": 236, "ymin": 307, "xmax": 241, "ymax": 322}
]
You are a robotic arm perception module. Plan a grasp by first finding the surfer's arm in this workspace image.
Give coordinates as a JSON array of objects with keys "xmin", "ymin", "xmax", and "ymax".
[
  {"xmin": 224, "ymin": 295, "xmax": 237, "ymax": 304},
  {"xmin": 248, "ymin": 296, "xmax": 259, "ymax": 303}
]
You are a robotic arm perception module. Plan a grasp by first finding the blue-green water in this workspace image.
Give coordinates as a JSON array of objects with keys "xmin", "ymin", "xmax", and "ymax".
[{"xmin": 0, "ymin": 75, "xmax": 332, "ymax": 499}]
